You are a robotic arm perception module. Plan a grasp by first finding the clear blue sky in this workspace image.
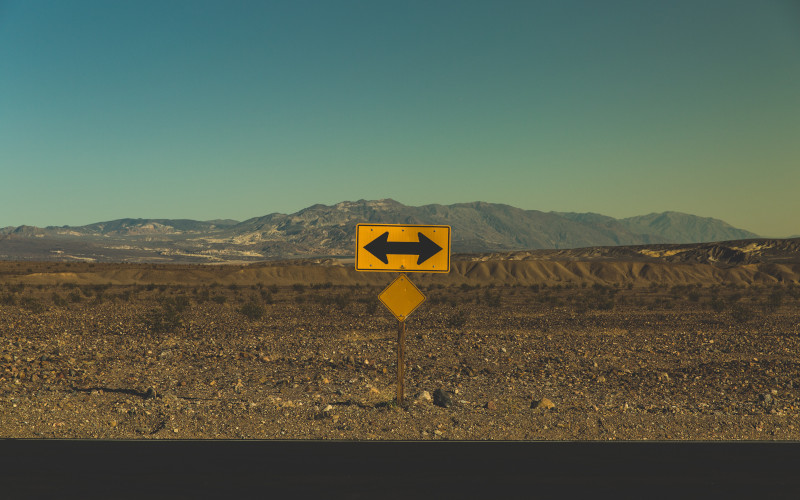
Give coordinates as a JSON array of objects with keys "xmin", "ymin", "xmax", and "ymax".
[{"xmin": 1, "ymin": 0, "xmax": 798, "ymax": 236}]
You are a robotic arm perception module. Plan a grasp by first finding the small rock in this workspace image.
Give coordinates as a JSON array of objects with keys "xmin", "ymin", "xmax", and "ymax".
[
  {"xmin": 144, "ymin": 387, "xmax": 157, "ymax": 399},
  {"xmin": 416, "ymin": 391, "xmax": 432, "ymax": 402},
  {"xmin": 432, "ymin": 389, "xmax": 452, "ymax": 408},
  {"xmin": 323, "ymin": 404, "xmax": 334, "ymax": 413},
  {"xmin": 759, "ymin": 393, "xmax": 773, "ymax": 407},
  {"xmin": 485, "ymin": 400, "xmax": 497, "ymax": 410},
  {"xmin": 596, "ymin": 376, "xmax": 606, "ymax": 383},
  {"xmin": 531, "ymin": 398, "xmax": 555, "ymax": 410}
]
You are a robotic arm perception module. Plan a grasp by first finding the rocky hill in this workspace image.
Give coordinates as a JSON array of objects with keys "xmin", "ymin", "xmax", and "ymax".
[{"xmin": 0, "ymin": 199, "xmax": 761, "ymax": 263}]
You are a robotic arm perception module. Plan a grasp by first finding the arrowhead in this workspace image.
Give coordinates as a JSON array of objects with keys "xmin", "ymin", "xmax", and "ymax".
[
  {"xmin": 416, "ymin": 232, "xmax": 443, "ymax": 264},
  {"xmin": 364, "ymin": 231, "xmax": 390, "ymax": 264}
]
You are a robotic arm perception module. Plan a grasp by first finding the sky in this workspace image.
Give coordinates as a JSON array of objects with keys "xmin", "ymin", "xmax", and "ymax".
[{"xmin": 1, "ymin": 0, "xmax": 798, "ymax": 237}]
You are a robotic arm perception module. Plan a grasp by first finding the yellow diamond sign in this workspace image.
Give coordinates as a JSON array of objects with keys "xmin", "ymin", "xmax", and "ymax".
[{"xmin": 378, "ymin": 274, "xmax": 426, "ymax": 322}]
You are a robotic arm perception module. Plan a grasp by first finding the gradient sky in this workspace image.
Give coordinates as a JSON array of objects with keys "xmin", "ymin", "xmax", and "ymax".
[{"xmin": 1, "ymin": 0, "xmax": 798, "ymax": 236}]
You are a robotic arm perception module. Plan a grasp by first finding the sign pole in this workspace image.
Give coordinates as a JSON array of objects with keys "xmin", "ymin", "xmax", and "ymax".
[{"xmin": 397, "ymin": 318, "xmax": 405, "ymax": 406}]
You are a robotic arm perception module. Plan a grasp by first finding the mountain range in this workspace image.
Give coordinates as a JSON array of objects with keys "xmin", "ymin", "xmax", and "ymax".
[{"xmin": 0, "ymin": 199, "xmax": 760, "ymax": 263}]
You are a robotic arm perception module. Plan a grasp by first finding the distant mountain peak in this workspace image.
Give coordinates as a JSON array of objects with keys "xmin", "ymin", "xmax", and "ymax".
[{"xmin": 0, "ymin": 200, "xmax": 762, "ymax": 262}]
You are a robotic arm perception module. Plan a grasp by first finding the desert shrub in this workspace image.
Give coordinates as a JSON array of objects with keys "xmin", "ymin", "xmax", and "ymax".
[
  {"xmin": 20, "ymin": 296, "xmax": 46, "ymax": 313},
  {"xmin": 62, "ymin": 282, "xmax": 77, "ymax": 289},
  {"xmin": 727, "ymin": 292, "xmax": 742, "ymax": 304},
  {"xmin": 68, "ymin": 291, "xmax": 82, "ymax": 303},
  {"xmin": 365, "ymin": 300, "xmax": 378, "ymax": 315},
  {"xmin": 238, "ymin": 301, "xmax": 265, "ymax": 321},
  {"xmin": 261, "ymin": 291, "xmax": 274, "ymax": 304},
  {"xmin": 709, "ymin": 297, "xmax": 726, "ymax": 312},
  {"xmin": 294, "ymin": 294, "xmax": 305, "ymax": 304},
  {"xmin": 1, "ymin": 293, "xmax": 17, "ymax": 306},
  {"xmin": 211, "ymin": 294, "xmax": 227, "ymax": 304},
  {"xmin": 228, "ymin": 284, "xmax": 238, "ymax": 291},
  {"xmin": 195, "ymin": 288, "xmax": 210, "ymax": 303},
  {"xmin": 484, "ymin": 290, "xmax": 501, "ymax": 308},
  {"xmin": 163, "ymin": 295, "xmax": 190, "ymax": 312},
  {"xmin": 145, "ymin": 283, "xmax": 156, "ymax": 291},
  {"xmin": 594, "ymin": 297, "xmax": 616, "ymax": 310},
  {"xmin": 52, "ymin": 292, "xmax": 68, "ymax": 307},
  {"xmin": 530, "ymin": 284, "xmax": 540, "ymax": 292},
  {"xmin": 334, "ymin": 293, "xmax": 349, "ymax": 308},
  {"xmin": 268, "ymin": 285, "xmax": 279, "ymax": 294},
  {"xmin": 730, "ymin": 304, "xmax": 754, "ymax": 323},
  {"xmin": 765, "ymin": 290, "xmax": 785, "ymax": 311},
  {"xmin": 447, "ymin": 310, "xmax": 468, "ymax": 329},
  {"xmin": 687, "ymin": 291, "xmax": 700, "ymax": 302},
  {"xmin": 292, "ymin": 284, "xmax": 305, "ymax": 293},
  {"xmin": 144, "ymin": 302, "xmax": 184, "ymax": 333}
]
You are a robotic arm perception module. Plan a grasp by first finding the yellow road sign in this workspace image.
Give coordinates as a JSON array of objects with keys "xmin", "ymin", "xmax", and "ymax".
[
  {"xmin": 355, "ymin": 224, "xmax": 451, "ymax": 273},
  {"xmin": 378, "ymin": 274, "xmax": 426, "ymax": 322}
]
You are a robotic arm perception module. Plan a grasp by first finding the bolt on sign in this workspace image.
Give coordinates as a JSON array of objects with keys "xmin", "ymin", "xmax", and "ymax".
[
  {"xmin": 355, "ymin": 224, "xmax": 451, "ymax": 273},
  {"xmin": 354, "ymin": 223, "xmax": 452, "ymax": 405}
]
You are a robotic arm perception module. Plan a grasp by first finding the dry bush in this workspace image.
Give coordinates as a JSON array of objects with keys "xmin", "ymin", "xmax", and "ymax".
[
  {"xmin": 238, "ymin": 301, "xmax": 265, "ymax": 321},
  {"xmin": 20, "ymin": 296, "xmax": 46, "ymax": 313},
  {"xmin": 730, "ymin": 304, "xmax": 754, "ymax": 323},
  {"xmin": 51, "ymin": 292, "xmax": 68, "ymax": 307},
  {"xmin": 447, "ymin": 310, "xmax": 468, "ymax": 329}
]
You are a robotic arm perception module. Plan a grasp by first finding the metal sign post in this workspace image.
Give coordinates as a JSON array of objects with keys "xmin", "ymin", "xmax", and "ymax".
[
  {"xmin": 378, "ymin": 273, "xmax": 424, "ymax": 405},
  {"xmin": 397, "ymin": 319, "xmax": 405, "ymax": 405}
]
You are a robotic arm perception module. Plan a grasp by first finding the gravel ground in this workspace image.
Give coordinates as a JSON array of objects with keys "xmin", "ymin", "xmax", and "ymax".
[{"xmin": 2, "ymin": 281, "xmax": 800, "ymax": 440}]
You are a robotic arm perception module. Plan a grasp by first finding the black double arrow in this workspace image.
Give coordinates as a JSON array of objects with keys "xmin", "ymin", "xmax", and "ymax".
[{"xmin": 363, "ymin": 231, "xmax": 443, "ymax": 265}]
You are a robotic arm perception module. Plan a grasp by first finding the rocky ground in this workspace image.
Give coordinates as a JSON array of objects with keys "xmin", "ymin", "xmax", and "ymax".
[{"xmin": 2, "ymin": 278, "xmax": 800, "ymax": 440}]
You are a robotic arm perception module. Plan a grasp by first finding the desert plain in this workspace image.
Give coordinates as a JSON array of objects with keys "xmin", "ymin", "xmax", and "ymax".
[{"xmin": 2, "ymin": 242, "xmax": 800, "ymax": 440}]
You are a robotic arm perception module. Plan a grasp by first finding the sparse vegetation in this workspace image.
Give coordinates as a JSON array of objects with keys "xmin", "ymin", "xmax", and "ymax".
[
  {"xmin": 20, "ymin": 296, "xmax": 46, "ymax": 313},
  {"xmin": 51, "ymin": 292, "xmax": 67, "ymax": 306},
  {"xmin": 447, "ymin": 310, "xmax": 468, "ymax": 328},
  {"xmin": 238, "ymin": 301, "xmax": 265, "ymax": 321}
]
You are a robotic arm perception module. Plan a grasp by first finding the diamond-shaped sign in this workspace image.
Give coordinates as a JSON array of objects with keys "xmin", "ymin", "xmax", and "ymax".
[{"xmin": 378, "ymin": 274, "xmax": 426, "ymax": 322}]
